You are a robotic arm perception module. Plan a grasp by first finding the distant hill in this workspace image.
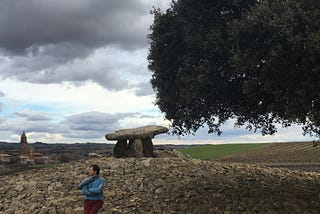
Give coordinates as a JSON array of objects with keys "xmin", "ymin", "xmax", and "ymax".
[
  {"xmin": 0, "ymin": 142, "xmax": 19, "ymax": 150},
  {"xmin": 0, "ymin": 141, "xmax": 114, "ymax": 150},
  {"xmin": 0, "ymin": 141, "xmax": 193, "ymax": 151}
]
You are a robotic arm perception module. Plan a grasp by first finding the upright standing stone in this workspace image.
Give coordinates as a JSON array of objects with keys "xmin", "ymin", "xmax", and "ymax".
[
  {"xmin": 127, "ymin": 139, "xmax": 144, "ymax": 158},
  {"xmin": 142, "ymin": 138, "xmax": 154, "ymax": 157},
  {"xmin": 113, "ymin": 140, "xmax": 128, "ymax": 158}
]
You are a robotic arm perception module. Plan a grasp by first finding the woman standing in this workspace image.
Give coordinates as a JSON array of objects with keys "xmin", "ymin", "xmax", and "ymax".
[{"xmin": 78, "ymin": 164, "xmax": 105, "ymax": 214}]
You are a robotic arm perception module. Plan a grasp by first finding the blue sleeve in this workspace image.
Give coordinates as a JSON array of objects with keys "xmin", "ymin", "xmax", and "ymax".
[{"xmin": 82, "ymin": 179, "xmax": 105, "ymax": 195}]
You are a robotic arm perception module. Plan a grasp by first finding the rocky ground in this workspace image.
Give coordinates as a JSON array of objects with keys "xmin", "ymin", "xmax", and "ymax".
[{"xmin": 0, "ymin": 150, "xmax": 320, "ymax": 214}]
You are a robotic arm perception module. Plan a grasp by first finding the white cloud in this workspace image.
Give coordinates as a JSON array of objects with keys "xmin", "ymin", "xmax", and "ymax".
[{"xmin": 0, "ymin": 78, "xmax": 156, "ymax": 114}]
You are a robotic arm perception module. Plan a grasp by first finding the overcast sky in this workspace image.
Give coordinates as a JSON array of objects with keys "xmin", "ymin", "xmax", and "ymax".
[{"xmin": 0, "ymin": 0, "xmax": 315, "ymax": 144}]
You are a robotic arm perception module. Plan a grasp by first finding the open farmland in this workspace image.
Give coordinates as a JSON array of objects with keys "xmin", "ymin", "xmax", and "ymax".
[
  {"xmin": 179, "ymin": 143, "xmax": 265, "ymax": 160},
  {"xmin": 213, "ymin": 141, "xmax": 320, "ymax": 172}
]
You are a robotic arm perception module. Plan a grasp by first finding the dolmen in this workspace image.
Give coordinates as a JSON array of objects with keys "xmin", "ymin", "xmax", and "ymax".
[{"xmin": 105, "ymin": 125, "xmax": 168, "ymax": 158}]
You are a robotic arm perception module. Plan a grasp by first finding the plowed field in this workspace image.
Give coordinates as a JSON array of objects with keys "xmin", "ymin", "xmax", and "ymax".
[{"xmin": 214, "ymin": 141, "xmax": 320, "ymax": 172}]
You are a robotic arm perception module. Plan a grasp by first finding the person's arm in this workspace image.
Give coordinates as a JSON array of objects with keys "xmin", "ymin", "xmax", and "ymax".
[
  {"xmin": 82, "ymin": 179, "xmax": 105, "ymax": 195},
  {"xmin": 78, "ymin": 177, "xmax": 94, "ymax": 190}
]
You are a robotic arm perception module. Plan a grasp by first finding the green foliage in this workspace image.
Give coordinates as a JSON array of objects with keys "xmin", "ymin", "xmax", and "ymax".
[
  {"xmin": 230, "ymin": 0, "xmax": 320, "ymax": 136},
  {"xmin": 148, "ymin": 0, "xmax": 320, "ymax": 137},
  {"xmin": 180, "ymin": 144, "xmax": 264, "ymax": 160}
]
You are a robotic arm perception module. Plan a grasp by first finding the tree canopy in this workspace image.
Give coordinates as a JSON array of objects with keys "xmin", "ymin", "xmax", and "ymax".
[{"xmin": 148, "ymin": 0, "xmax": 320, "ymax": 137}]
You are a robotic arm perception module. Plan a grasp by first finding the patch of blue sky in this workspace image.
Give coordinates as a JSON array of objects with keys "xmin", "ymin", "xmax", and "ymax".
[
  {"xmin": 0, "ymin": 99, "xmax": 22, "ymax": 117},
  {"xmin": 145, "ymin": 108, "xmax": 162, "ymax": 114},
  {"xmin": 24, "ymin": 104, "xmax": 56, "ymax": 112},
  {"xmin": 25, "ymin": 104, "xmax": 66, "ymax": 123},
  {"xmin": 0, "ymin": 100, "xmax": 64, "ymax": 123}
]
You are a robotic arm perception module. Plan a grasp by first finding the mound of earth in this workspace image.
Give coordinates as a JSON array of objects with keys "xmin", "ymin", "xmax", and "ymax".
[{"xmin": 0, "ymin": 151, "xmax": 320, "ymax": 213}]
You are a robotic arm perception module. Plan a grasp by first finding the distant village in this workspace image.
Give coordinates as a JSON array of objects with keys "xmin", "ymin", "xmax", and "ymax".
[
  {"xmin": 0, "ymin": 131, "xmax": 192, "ymax": 167},
  {"xmin": 0, "ymin": 132, "xmax": 118, "ymax": 168},
  {"xmin": 0, "ymin": 132, "xmax": 49, "ymax": 164}
]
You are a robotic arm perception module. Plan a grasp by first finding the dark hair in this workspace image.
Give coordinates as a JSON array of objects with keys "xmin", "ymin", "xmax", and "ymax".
[{"xmin": 90, "ymin": 164, "xmax": 100, "ymax": 175}]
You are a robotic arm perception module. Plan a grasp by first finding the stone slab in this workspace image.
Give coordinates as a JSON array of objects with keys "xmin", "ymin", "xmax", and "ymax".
[{"xmin": 105, "ymin": 125, "xmax": 168, "ymax": 140}]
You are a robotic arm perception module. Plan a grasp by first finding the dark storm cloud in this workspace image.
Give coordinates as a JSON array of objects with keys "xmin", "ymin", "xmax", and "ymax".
[
  {"xmin": 0, "ymin": 0, "xmax": 161, "ymax": 92},
  {"xmin": 0, "ymin": 0, "xmax": 151, "ymax": 55},
  {"xmin": 1, "ymin": 47, "xmax": 132, "ymax": 90},
  {"xmin": 0, "ymin": 0, "xmax": 171, "ymax": 94}
]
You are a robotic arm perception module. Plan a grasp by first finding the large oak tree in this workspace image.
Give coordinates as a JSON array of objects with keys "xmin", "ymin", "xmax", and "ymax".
[{"xmin": 148, "ymin": 0, "xmax": 320, "ymax": 137}]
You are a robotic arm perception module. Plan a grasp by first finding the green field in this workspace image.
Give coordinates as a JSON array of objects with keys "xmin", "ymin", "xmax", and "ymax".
[{"xmin": 179, "ymin": 144, "xmax": 265, "ymax": 160}]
